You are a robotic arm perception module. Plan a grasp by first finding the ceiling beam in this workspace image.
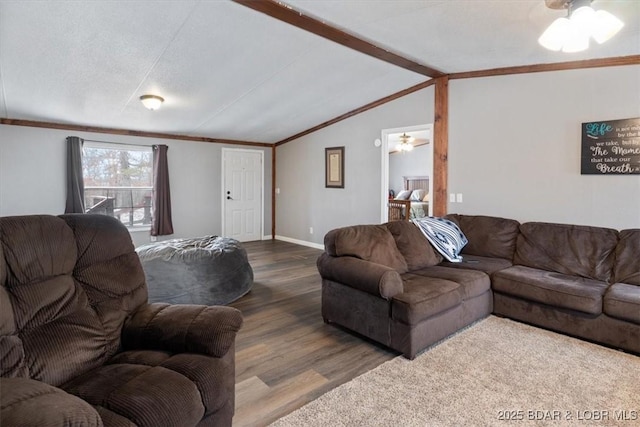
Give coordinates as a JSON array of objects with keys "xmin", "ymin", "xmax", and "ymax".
[
  {"xmin": 4, "ymin": 56, "xmax": 636, "ymax": 148},
  {"xmin": 232, "ymin": 0, "xmax": 444, "ymax": 78},
  {"xmin": 0, "ymin": 118, "xmax": 271, "ymax": 148},
  {"xmin": 432, "ymin": 76, "xmax": 449, "ymax": 217},
  {"xmin": 449, "ymin": 55, "xmax": 640, "ymax": 79},
  {"xmin": 276, "ymin": 79, "xmax": 435, "ymax": 145},
  {"xmin": 276, "ymin": 55, "xmax": 639, "ymax": 146}
]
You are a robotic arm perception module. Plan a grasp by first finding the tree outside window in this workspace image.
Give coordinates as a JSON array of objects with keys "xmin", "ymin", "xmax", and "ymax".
[{"xmin": 82, "ymin": 142, "xmax": 153, "ymax": 228}]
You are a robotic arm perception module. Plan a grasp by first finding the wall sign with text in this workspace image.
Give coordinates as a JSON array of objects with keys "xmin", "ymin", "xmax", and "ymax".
[{"xmin": 581, "ymin": 117, "xmax": 640, "ymax": 175}]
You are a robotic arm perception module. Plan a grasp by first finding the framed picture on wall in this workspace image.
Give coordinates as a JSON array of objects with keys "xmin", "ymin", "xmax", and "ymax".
[{"xmin": 325, "ymin": 146, "xmax": 344, "ymax": 188}]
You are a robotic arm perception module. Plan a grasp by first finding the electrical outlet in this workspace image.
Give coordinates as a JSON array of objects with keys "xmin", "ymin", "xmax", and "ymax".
[
  {"xmin": 456, "ymin": 193, "xmax": 463, "ymax": 203},
  {"xmin": 449, "ymin": 193, "xmax": 456, "ymax": 203},
  {"xmin": 309, "ymin": 227, "xmax": 314, "ymax": 234}
]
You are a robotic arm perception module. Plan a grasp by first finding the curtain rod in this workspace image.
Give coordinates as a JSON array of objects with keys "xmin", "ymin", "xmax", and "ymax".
[{"xmin": 82, "ymin": 138, "xmax": 155, "ymax": 148}]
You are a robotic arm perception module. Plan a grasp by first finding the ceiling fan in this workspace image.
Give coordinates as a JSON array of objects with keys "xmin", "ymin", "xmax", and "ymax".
[
  {"xmin": 539, "ymin": 0, "xmax": 624, "ymax": 52},
  {"xmin": 392, "ymin": 132, "xmax": 430, "ymax": 153}
]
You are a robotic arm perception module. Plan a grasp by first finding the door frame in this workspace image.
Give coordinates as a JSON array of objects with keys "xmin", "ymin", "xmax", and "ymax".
[
  {"xmin": 221, "ymin": 147, "xmax": 265, "ymax": 240},
  {"xmin": 380, "ymin": 123, "xmax": 434, "ymax": 222}
]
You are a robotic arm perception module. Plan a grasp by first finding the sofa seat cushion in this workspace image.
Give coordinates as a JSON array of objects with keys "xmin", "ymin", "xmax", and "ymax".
[
  {"xmin": 411, "ymin": 266, "xmax": 491, "ymax": 300},
  {"xmin": 61, "ymin": 361, "xmax": 205, "ymax": 426},
  {"xmin": 107, "ymin": 350, "xmax": 232, "ymax": 416},
  {"xmin": 604, "ymin": 283, "xmax": 640, "ymax": 324},
  {"xmin": 0, "ymin": 377, "xmax": 103, "ymax": 427},
  {"xmin": 94, "ymin": 406, "xmax": 136, "ymax": 426},
  {"xmin": 392, "ymin": 275, "xmax": 461, "ymax": 325},
  {"xmin": 493, "ymin": 266, "xmax": 609, "ymax": 315},
  {"xmin": 440, "ymin": 255, "xmax": 513, "ymax": 275}
]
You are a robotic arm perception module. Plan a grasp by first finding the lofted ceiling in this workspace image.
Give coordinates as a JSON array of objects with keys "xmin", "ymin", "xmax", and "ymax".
[{"xmin": 0, "ymin": 0, "xmax": 638, "ymax": 144}]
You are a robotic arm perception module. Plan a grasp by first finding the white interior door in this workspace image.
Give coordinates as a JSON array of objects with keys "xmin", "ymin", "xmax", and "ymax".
[{"xmin": 222, "ymin": 148, "xmax": 263, "ymax": 242}]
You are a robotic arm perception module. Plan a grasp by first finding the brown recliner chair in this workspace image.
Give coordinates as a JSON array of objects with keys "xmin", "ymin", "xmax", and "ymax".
[{"xmin": 0, "ymin": 214, "xmax": 243, "ymax": 427}]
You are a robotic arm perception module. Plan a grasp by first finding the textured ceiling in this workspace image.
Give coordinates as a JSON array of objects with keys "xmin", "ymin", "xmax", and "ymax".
[{"xmin": 1, "ymin": 0, "xmax": 638, "ymax": 144}]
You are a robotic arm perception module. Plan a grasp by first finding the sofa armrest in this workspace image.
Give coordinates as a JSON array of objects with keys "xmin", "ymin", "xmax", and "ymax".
[
  {"xmin": 122, "ymin": 303, "xmax": 243, "ymax": 358},
  {"xmin": 0, "ymin": 377, "xmax": 103, "ymax": 427},
  {"xmin": 317, "ymin": 253, "xmax": 403, "ymax": 299}
]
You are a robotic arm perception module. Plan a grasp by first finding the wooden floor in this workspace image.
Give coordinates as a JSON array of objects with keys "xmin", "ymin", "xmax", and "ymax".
[{"xmin": 229, "ymin": 240, "xmax": 397, "ymax": 426}]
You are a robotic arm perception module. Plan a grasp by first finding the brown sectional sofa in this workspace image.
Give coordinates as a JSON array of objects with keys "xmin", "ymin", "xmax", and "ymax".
[
  {"xmin": 317, "ymin": 214, "xmax": 640, "ymax": 359},
  {"xmin": 318, "ymin": 220, "xmax": 495, "ymax": 359},
  {"xmin": 0, "ymin": 214, "xmax": 243, "ymax": 426},
  {"xmin": 491, "ymin": 222, "xmax": 640, "ymax": 354}
]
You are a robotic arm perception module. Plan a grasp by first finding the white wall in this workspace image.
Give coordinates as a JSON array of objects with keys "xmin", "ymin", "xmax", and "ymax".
[
  {"xmin": 0, "ymin": 125, "xmax": 272, "ymax": 247},
  {"xmin": 3, "ymin": 65, "xmax": 638, "ymax": 250},
  {"xmin": 276, "ymin": 65, "xmax": 639, "ymax": 247},
  {"xmin": 275, "ymin": 87, "xmax": 435, "ymax": 247},
  {"xmin": 448, "ymin": 65, "xmax": 640, "ymax": 229},
  {"xmin": 389, "ymin": 143, "xmax": 432, "ymax": 195}
]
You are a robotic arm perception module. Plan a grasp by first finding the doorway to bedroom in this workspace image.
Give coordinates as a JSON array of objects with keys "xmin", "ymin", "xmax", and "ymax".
[{"xmin": 380, "ymin": 124, "xmax": 433, "ymax": 222}]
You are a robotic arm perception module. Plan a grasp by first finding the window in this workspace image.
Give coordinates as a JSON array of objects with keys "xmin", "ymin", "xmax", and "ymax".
[{"xmin": 82, "ymin": 142, "xmax": 153, "ymax": 229}]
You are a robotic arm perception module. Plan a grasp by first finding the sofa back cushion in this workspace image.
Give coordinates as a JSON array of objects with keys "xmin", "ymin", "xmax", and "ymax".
[
  {"xmin": 0, "ymin": 215, "xmax": 147, "ymax": 387},
  {"xmin": 0, "ymin": 215, "xmax": 95, "ymax": 385},
  {"xmin": 614, "ymin": 229, "xmax": 640, "ymax": 285},
  {"xmin": 514, "ymin": 222, "xmax": 618, "ymax": 282},
  {"xmin": 61, "ymin": 214, "xmax": 147, "ymax": 355},
  {"xmin": 324, "ymin": 224, "xmax": 408, "ymax": 273},
  {"xmin": 385, "ymin": 220, "xmax": 442, "ymax": 270},
  {"xmin": 445, "ymin": 214, "xmax": 520, "ymax": 260}
]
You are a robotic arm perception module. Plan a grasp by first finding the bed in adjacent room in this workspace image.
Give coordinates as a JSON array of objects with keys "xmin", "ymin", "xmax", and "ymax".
[{"xmin": 389, "ymin": 175, "xmax": 430, "ymax": 220}]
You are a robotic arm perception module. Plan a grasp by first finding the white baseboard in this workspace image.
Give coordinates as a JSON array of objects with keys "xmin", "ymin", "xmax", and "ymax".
[
  {"xmin": 262, "ymin": 234, "xmax": 274, "ymax": 240},
  {"xmin": 275, "ymin": 235, "xmax": 324, "ymax": 250}
]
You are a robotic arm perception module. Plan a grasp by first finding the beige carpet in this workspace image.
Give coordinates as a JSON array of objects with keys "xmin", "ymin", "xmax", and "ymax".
[{"xmin": 270, "ymin": 316, "xmax": 640, "ymax": 426}]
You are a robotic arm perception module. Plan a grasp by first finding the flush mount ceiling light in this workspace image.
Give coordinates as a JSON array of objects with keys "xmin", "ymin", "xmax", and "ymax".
[
  {"xmin": 139, "ymin": 94, "xmax": 164, "ymax": 110},
  {"xmin": 539, "ymin": 0, "xmax": 624, "ymax": 53},
  {"xmin": 396, "ymin": 133, "xmax": 414, "ymax": 152}
]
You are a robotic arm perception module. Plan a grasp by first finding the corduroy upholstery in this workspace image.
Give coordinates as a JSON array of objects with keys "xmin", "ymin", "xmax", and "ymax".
[{"xmin": 0, "ymin": 214, "xmax": 243, "ymax": 427}]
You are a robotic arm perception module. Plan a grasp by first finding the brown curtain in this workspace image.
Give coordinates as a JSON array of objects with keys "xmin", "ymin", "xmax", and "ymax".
[
  {"xmin": 151, "ymin": 144, "xmax": 174, "ymax": 236},
  {"xmin": 64, "ymin": 136, "xmax": 85, "ymax": 214}
]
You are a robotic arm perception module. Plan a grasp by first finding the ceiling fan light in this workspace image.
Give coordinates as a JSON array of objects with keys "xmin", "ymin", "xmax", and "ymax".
[
  {"xmin": 561, "ymin": 36, "xmax": 589, "ymax": 52},
  {"xmin": 561, "ymin": 19, "xmax": 590, "ymax": 52},
  {"xmin": 569, "ymin": 5, "xmax": 596, "ymax": 33},
  {"xmin": 397, "ymin": 143, "xmax": 413, "ymax": 152},
  {"xmin": 140, "ymin": 94, "xmax": 164, "ymax": 110},
  {"xmin": 592, "ymin": 10, "xmax": 624, "ymax": 44},
  {"xmin": 570, "ymin": 5, "xmax": 593, "ymax": 18},
  {"xmin": 538, "ymin": 17, "xmax": 570, "ymax": 51}
]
